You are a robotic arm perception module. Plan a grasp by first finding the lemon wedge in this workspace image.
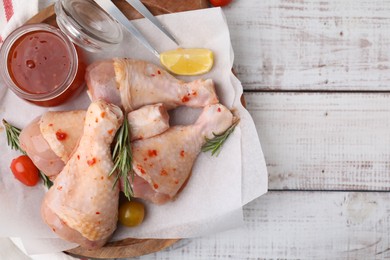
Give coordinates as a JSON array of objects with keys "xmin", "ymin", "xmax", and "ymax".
[{"xmin": 160, "ymin": 48, "xmax": 214, "ymax": 76}]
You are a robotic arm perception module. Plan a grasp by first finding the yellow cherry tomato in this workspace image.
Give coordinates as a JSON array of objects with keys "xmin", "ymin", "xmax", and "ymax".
[{"xmin": 118, "ymin": 201, "xmax": 145, "ymax": 227}]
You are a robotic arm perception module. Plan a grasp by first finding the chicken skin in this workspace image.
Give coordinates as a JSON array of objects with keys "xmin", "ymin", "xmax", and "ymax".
[
  {"xmin": 41, "ymin": 100, "xmax": 123, "ymax": 249},
  {"xmin": 128, "ymin": 103, "xmax": 169, "ymax": 141},
  {"xmin": 131, "ymin": 104, "xmax": 234, "ymax": 204},
  {"xmin": 40, "ymin": 111, "xmax": 86, "ymax": 162},
  {"xmin": 19, "ymin": 111, "xmax": 85, "ymax": 179},
  {"xmin": 85, "ymin": 58, "xmax": 219, "ymax": 112},
  {"xmin": 19, "ymin": 105, "xmax": 170, "ymax": 180},
  {"xmin": 20, "ymin": 117, "xmax": 65, "ymax": 179}
]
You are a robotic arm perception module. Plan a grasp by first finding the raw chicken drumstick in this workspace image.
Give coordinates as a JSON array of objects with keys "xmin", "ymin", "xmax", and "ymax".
[
  {"xmin": 20, "ymin": 111, "xmax": 86, "ymax": 179},
  {"xmin": 128, "ymin": 103, "xmax": 169, "ymax": 141},
  {"xmin": 85, "ymin": 58, "xmax": 219, "ymax": 112},
  {"xmin": 41, "ymin": 100, "xmax": 123, "ymax": 249},
  {"xmin": 19, "ymin": 104, "xmax": 168, "ymax": 179},
  {"xmin": 131, "ymin": 103, "xmax": 234, "ymax": 204}
]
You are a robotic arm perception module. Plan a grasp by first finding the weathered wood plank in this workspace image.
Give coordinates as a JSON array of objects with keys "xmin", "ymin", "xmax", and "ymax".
[
  {"xmin": 245, "ymin": 92, "xmax": 390, "ymax": 190},
  {"xmin": 134, "ymin": 191, "xmax": 390, "ymax": 259},
  {"xmin": 224, "ymin": 0, "xmax": 390, "ymax": 91},
  {"xmin": 7, "ymin": 192, "xmax": 388, "ymax": 259}
]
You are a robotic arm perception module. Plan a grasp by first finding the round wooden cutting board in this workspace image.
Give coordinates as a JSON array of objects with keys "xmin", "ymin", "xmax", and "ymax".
[{"xmin": 25, "ymin": 0, "xmax": 208, "ymax": 258}]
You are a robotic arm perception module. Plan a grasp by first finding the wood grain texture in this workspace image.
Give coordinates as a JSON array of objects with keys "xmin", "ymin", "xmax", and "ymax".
[
  {"xmin": 224, "ymin": 0, "xmax": 390, "ymax": 91},
  {"xmin": 67, "ymin": 238, "xmax": 179, "ymax": 259},
  {"xmin": 114, "ymin": 0, "xmax": 209, "ymax": 20},
  {"xmin": 132, "ymin": 191, "xmax": 390, "ymax": 259},
  {"xmin": 16, "ymin": 1, "xmax": 390, "ymax": 259},
  {"xmin": 27, "ymin": 0, "xmax": 209, "ymax": 25},
  {"xmin": 245, "ymin": 92, "xmax": 390, "ymax": 190}
]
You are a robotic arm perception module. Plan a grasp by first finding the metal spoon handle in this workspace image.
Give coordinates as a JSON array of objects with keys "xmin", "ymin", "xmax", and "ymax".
[{"xmin": 94, "ymin": 0, "xmax": 160, "ymax": 57}]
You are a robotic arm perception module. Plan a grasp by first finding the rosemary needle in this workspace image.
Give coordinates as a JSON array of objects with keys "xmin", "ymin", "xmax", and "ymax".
[
  {"xmin": 201, "ymin": 119, "xmax": 240, "ymax": 156},
  {"xmin": 3, "ymin": 119, "xmax": 21, "ymax": 151},
  {"xmin": 109, "ymin": 116, "xmax": 134, "ymax": 200},
  {"xmin": 2, "ymin": 119, "xmax": 53, "ymax": 188}
]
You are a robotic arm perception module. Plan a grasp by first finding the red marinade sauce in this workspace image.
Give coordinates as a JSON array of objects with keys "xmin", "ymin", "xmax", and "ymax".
[{"xmin": 7, "ymin": 30, "xmax": 71, "ymax": 94}]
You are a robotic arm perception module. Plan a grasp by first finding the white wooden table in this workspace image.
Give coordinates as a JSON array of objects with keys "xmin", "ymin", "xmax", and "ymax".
[
  {"xmin": 3, "ymin": 0, "xmax": 390, "ymax": 259},
  {"xmin": 134, "ymin": 1, "xmax": 390, "ymax": 259}
]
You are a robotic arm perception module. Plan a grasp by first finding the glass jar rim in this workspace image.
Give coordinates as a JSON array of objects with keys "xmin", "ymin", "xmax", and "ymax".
[
  {"xmin": 55, "ymin": 0, "xmax": 123, "ymax": 52},
  {"xmin": 0, "ymin": 23, "xmax": 78, "ymax": 101}
]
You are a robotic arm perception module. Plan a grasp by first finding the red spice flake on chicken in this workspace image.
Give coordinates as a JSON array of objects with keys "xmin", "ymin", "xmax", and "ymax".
[
  {"xmin": 153, "ymin": 183, "xmax": 159, "ymax": 189},
  {"xmin": 192, "ymin": 91, "xmax": 197, "ymax": 96},
  {"xmin": 87, "ymin": 158, "xmax": 97, "ymax": 166},
  {"xmin": 181, "ymin": 96, "xmax": 190, "ymax": 103},
  {"xmin": 160, "ymin": 169, "xmax": 168, "ymax": 176},
  {"xmin": 101, "ymin": 112, "xmax": 106, "ymax": 118},
  {"xmin": 57, "ymin": 186, "xmax": 63, "ymax": 191},
  {"xmin": 157, "ymin": 70, "xmax": 161, "ymax": 75},
  {"xmin": 137, "ymin": 164, "xmax": 146, "ymax": 174},
  {"xmin": 96, "ymin": 212, "xmax": 100, "ymax": 215},
  {"xmin": 148, "ymin": 149, "xmax": 158, "ymax": 157},
  {"xmin": 107, "ymin": 129, "xmax": 114, "ymax": 135},
  {"xmin": 180, "ymin": 150, "xmax": 185, "ymax": 157},
  {"xmin": 48, "ymin": 123, "xmax": 53, "ymax": 127},
  {"xmin": 77, "ymin": 155, "xmax": 80, "ymax": 160},
  {"xmin": 217, "ymin": 107, "xmax": 221, "ymax": 112},
  {"xmin": 55, "ymin": 130, "xmax": 68, "ymax": 141}
]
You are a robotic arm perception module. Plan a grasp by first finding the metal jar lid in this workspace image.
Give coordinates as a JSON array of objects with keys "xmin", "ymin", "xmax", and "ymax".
[{"xmin": 55, "ymin": 0, "xmax": 123, "ymax": 52}]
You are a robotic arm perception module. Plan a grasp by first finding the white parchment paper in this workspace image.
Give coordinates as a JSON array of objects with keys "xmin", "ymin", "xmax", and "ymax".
[{"xmin": 0, "ymin": 8, "xmax": 267, "ymax": 254}]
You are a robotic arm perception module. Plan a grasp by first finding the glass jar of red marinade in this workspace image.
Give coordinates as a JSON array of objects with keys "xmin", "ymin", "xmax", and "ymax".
[
  {"xmin": 0, "ymin": 0, "xmax": 123, "ymax": 107},
  {"xmin": 0, "ymin": 24, "xmax": 85, "ymax": 107}
]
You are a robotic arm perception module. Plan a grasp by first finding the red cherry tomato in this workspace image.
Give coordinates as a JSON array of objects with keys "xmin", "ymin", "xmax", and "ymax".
[
  {"xmin": 209, "ymin": 0, "xmax": 233, "ymax": 7},
  {"xmin": 10, "ymin": 155, "xmax": 39, "ymax": 186}
]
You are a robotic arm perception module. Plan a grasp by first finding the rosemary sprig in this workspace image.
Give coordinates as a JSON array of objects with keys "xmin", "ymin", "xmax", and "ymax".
[
  {"xmin": 2, "ymin": 119, "xmax": 53, "ymax": 188},
  {"xmin": 202, "ymin": 119, "xmax": 240, "ymax": 156},
  {"xmin": 3, "ymin": 119, "xmax": 21, "ymax": 151},
  {"xmin": 38, "ymin": 168, "xmax": 53, "ymax": 188},
  {"xmin": 109, "ymin": 116, "xmax": 133, "ymax": 200}
]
